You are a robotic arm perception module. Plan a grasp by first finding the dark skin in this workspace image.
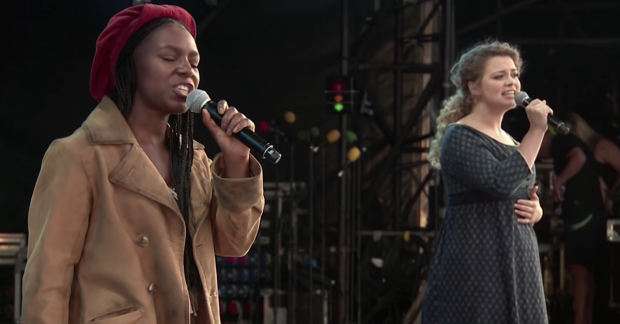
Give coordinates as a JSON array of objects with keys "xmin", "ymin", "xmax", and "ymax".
[{"xmin": 125, "ymin": 23, "xmax": 254, "ymax": 183}]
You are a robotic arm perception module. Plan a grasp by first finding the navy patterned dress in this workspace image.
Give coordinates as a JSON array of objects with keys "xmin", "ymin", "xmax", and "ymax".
[{"xmin": 421, "ymin": 124, "xmax": 548, "ymax": 324}]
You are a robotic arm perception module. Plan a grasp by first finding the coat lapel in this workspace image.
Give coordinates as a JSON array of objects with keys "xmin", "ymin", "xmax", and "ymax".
[
  {"xmin": 109, "ymin": 144, "xmax": 182, "ymax": 217},
  {"xmin": 83, "ymin": 97, "xmax": 182, "ymax": 218}
]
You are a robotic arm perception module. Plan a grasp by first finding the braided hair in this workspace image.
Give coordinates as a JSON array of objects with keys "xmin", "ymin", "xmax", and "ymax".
[{"xmin": 109, "ymin": 17, "xmax": 200, "ymax": 293}]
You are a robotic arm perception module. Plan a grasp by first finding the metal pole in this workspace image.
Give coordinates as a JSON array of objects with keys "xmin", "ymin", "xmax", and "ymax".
[
  {"xmin": 443, "ymin": 0, "xmax": 455, "ymax": 101},
  {"xmin": 394, "ymin": 0, "xmax": 404, "ymax": 228},
  {"xmin": 320, "ymin": 149, "xmax": 327, "ymax": 324},
  {"xmin": 289, "ymin": 145, "xmax": 297, "ymax": 324},
  {"xmin": 273, "ymin": 132, "xmax": 281, "ymax": 324},
  {"xmin": 308, "ymin": 144, "xmax": 315, "ymax": 324},
  {"xmin": 337, "ymin": 0, "xmax": 349, "ymax": 322},
  {"xmin": 346, "ymin": 157, "xmax": 354, "ymax": 321},
  {"xmin": 352, "ymin": 156, "xmax": 365, "ymax": 323},
  {"xmin": 355, "ymin": 157, "xmax": 362, "ymax": 323}
]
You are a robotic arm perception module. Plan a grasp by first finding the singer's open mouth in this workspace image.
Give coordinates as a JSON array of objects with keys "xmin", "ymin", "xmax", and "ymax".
[{"xmin": 173, "ymin": 82, "xmax": 194, "ymax": 96}]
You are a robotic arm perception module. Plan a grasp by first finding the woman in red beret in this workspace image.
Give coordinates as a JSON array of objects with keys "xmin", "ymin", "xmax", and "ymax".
[{"xmin": 21, "ymin": 4, "xmax": 264, "ymax": 324}]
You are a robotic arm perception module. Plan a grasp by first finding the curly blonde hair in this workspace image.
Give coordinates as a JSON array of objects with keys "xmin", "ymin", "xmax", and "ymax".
[{"xmin": 428, "ymin": 41, "xmax": 522, "ymax": 169}]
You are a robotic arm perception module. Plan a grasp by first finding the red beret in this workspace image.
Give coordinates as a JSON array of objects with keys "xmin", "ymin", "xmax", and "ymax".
[{"xmin": 90, "ymin": 4, "xmax": 197, "ymax": 102}]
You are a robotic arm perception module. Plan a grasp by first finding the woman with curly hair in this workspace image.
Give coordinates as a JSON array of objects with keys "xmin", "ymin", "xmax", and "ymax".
[{"xmin": 421, "ymin": 41, "xmax": 552, "ymax": 324}]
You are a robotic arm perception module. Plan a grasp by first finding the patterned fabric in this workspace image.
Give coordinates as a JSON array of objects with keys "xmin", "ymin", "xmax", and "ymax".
[{"xmin": 421, "ymin": 124, "xmax": 548, "ymax": 324}]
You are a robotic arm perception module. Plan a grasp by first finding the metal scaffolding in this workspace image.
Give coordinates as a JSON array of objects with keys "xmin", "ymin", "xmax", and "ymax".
[
  {"xmin": 457, "ymin": 0, "xmax": 620, "ymax": 47},
  {"xmin": 349, "ymin": 0, "xmax": 454, "ymax": 241},
  {"xmin": 332, "ymin": 0, "xmax": 456, "ymax": 322}
]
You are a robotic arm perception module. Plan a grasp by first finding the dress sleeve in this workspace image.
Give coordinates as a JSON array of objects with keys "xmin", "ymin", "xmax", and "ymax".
[{"xmin": 440, "ymin": 125, "xmax": 531, "ymax": 198}]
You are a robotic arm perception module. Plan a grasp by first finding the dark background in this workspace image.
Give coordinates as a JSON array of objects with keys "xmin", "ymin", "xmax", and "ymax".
[
  {"xmin": 2, "ymin": 0, "xmax": 619, "ymax": 235},
  {"xmin": 2, "ymin": 1, "xmax": 620, "ymax": 323}
]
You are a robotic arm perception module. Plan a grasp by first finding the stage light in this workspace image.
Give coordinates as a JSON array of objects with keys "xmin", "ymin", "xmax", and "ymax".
[
  {"xmin": 325, "ymin": 77, "xmax": 356, "ymax": 114},
  {"xmin": 331, "ymin": 79, "xmax": 345, "ymax": 92}
]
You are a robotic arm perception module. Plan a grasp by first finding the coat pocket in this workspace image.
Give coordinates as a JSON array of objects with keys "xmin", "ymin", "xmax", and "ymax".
[{"xmin": 89, "ymin": 308, "xmax": 142, "ymax": 324}]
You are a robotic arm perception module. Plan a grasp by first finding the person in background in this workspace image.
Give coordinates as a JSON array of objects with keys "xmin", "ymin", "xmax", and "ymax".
[
  {"xmin": 563, "ymin": 112, "xmax": 620, "ymax": 324},
  {"xmin": 539, "ymin": 129, "xmax": 606, "ymax": 324},
  {"xmin": 565, "ymin": 112, "xmax": 620, "ymax": 217}
]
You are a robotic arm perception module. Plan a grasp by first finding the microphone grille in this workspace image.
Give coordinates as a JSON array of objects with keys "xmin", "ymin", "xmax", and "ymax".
[
  {"xmin": 515, "ymin": 91, "xmax": 529, "ymax": 107},
  {"xmin": 186, "ymin": 89, "xmax": 211, "ymax": 114}
]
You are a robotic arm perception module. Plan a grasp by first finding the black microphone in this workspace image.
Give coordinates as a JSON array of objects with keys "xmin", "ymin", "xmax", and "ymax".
[
  {"xmin": 515, "ymin": 91, "xmax": 569, "ymax": 135},
  {"xmin": 186, "ymin": 89, "xmax": 282, "ymax": 164}
]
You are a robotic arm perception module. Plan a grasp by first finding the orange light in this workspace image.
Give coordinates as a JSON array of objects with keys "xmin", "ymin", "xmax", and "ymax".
[{"xmin": 334, "ymin": 94, "xmax": 343, "ymax": 102}]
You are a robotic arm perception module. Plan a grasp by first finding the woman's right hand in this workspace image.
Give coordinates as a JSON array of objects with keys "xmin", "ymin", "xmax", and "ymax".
[{"xmin": 525, "ymin": 99, "xmax": 553, "ymax": 131}]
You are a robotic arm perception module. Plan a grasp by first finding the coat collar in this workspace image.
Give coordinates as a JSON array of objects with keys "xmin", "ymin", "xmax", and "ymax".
[
  {"xmin": 82, "ymin": 96, "xmax": 136, "ymax": 145},
  {"xmin": 82, "ymin": 96, "xmax": 204, "ymax": 149},
  {"xmin": 81, "ymin": 96, "xmax": 208, "ymax": 222}
]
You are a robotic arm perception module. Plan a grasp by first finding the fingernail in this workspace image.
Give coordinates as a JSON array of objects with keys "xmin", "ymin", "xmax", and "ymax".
[{"xmin": 233, "ymin": 126, "xmax": 239, "ymax": 133}]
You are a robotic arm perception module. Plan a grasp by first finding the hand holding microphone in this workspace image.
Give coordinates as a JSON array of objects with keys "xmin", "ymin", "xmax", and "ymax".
[
  {"xmin": 515, "ymin": 91, "xmax": 569, "ymax": 135},
  {"xmin": 186, "ymin": 89, "xmax": 282, "ymax": 164}
]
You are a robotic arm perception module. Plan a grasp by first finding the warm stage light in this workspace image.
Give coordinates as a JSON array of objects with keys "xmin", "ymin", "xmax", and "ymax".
[{"xmin": 331, "ymin": 80, "xmax": 345, "ymax": 92}]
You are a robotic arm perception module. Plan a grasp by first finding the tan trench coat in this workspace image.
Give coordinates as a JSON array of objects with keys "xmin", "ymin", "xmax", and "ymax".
[{"xmin": 21, "ymin": 97, "xmax": 264, "ymax": 324}]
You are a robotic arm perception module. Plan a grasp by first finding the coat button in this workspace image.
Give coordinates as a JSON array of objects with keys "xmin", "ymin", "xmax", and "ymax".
[
  {"xmin": 148, "ymin": 283, "xmax": 157, "ymax": 294},
  {"xmin": 139, "ymin": 236, "xmax": 149, "ymax": 247}
]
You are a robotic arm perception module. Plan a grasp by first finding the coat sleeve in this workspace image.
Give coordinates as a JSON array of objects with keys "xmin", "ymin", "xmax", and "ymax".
[
  {"xmin": 21, "ymin": 139, "xmax": 92, "ymax": 323},
  {"xmin": 440, "ymin": 125, "xmax": 531, "ymax": 198},
  {"xmin": 204, "ymin": 153, "xmax": 264, "ymax": 257}
]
